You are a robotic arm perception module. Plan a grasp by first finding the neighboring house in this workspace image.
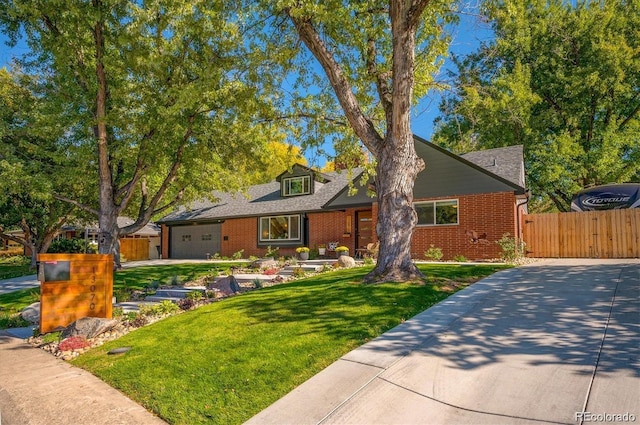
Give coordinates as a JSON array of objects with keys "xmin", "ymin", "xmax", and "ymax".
[
  {"xmin": 3, "ymin": 217, "xmax": 161, "ymax": 260},
  {"xmin": 61, "ymin": 217, "xmax": 162, "ymax": 261},
  {"xmin": 158, "ymin": 137, "xmax": 527, "ymax": 260}
]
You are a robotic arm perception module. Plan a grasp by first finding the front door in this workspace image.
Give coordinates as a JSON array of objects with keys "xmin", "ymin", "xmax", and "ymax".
[{"xmin": 356, "ymin": 210, "xmax": 373, "ymax": 250}]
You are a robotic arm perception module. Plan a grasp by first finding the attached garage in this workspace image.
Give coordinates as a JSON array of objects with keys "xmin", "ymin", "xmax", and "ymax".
[{"xmin": 170, "ymin": 223, "xmax": 221, "ymax": 259}]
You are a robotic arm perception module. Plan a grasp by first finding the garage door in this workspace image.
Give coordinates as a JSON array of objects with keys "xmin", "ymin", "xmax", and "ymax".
[{"xmin": 170, "ymin": 224, "xmax": 221, "ymax": 259}]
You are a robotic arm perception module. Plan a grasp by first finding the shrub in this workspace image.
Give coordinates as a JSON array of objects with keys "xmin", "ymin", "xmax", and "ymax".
[
  {"xmin": 424, "ymin": 245, "xmax": 443, "ymax": 261},
  {"xmin": 140, "ymin": 300, "xmax": 179, "ymax": 316},
  {"xmin": 112, "ymin": 307, "xmax": 124, "ymax": 318},
  {"xmin": 496, "ymin": 233, "xmax": 526, "ymax": 263},
  {"xmin": 41, "ymin": 331, "xmax": 61, "ymax": 344},
  {"xmin": 0, "ymin": 312, "xmax": 30, "ymax": 329},
  {"xmin": 48, "ymin": 238, "xmax": 97, "ymax": 254},
  {"xmin": 263, "ymin": 268, "xmax": 278, "ymax": 275},
  {"xmin": 252, "ymin": 278, "xmax": 263, "ymax": 289},
  {"xmin": 178, "ymin": 298, "xmax": 196, "ymax": 311},
  {"xmin": 453, "ymin": 254, "xmax": 468, "ymax": 262},
  {"xmin": 232, "ymin": 249, "xmax": 244, "ymax": 260},
  {"xmin": 58, "ymin": 336, "xmax": 90, "ymax": 351},
  {"xmin": 186, "ymin": 291, "xmax": 203, "ymax": 301},
  {"xmin": 292, "ymin": 267, "xmax": 305, "ymax": 278},
  {"xmin": 168, "ymin": 275, "xmax": 181, "ymax": 286},
  {"xmin": 264, "ymin": 246, "xmax": 279, "ymax": 258},
  {"xmin": 0, "ymin": 253, "xmax": 28, "ymax": 262}
]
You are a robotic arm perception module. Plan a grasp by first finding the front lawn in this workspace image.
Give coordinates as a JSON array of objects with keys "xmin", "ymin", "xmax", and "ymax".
[
  {"xmin": 72, "ymin": 263, "xmax": 509, "ymax": 425},
  {"xmin": 0, "ymin": 256, "xmax": 33, "ymax": 280}
]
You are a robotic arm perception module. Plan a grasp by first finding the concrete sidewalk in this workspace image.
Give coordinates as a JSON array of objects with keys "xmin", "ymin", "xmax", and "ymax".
[
  {"xmin": 0, "ymin": 330, "xmax": 167, "ymax": 424},
  {"xmin": 247, "ymin": 259, "xmax": 640, "ymax": 424}
]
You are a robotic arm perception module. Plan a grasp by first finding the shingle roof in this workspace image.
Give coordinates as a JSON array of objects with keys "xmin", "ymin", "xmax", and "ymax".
[
  {"xmin": 158, "ymin": 169, "xmax": 361, "ymax": 224},
  {"xmin": 461, "ymin": 145, "xmax": 525, "ymax": 188}
]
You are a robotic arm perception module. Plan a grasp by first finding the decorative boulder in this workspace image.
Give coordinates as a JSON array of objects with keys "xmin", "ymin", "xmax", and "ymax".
[
  {"xmin": 61, "ymin": 317, "xmax": 119, "ymax": 340},
  {"xmin": 250, "ymin": 258, "xmax": 278, "ymax": 270},
  {"xmin": 20, "ymin": 302, "xmax": 40, "ymax": 324},
  {"xmin": 337, "ymin": 255, "xmax": 356, "ymax": 268},
  {"xmin": 208, "ymin": 275, "xmax": 242, "ymax": 297}
]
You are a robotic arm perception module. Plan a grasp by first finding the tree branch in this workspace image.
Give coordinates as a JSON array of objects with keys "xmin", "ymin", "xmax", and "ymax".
[
  {"xmin": 52, "ymin": 194, "xmax": 99, "ymax": 216},
  {"xmin": 366, "ymin": 38, "xmax": 393, "ymax": 122},
  {"xmin": 287, "ymin": 13, "xmax": 383, "ymax": 157}
]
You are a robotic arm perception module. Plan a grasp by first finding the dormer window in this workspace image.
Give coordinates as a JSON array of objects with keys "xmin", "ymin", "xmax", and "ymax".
[{"xmin": 282, "ymin": 175, "xmax": 311, "ymax": 197}]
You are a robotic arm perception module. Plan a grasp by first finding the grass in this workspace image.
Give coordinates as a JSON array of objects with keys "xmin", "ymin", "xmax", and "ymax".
[
  {"xmin": 71, "ymin": 263, "xmax": 510, "ymax": 425},
  {"xmin": 0, "ymin": 256, "xmax": 33, "ymax": 280}
]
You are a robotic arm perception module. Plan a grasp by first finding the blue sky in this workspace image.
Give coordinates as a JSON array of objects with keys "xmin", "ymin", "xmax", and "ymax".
[{"xmin": 0, "ymin": 10, "xmax": 493, "ymax": 166}]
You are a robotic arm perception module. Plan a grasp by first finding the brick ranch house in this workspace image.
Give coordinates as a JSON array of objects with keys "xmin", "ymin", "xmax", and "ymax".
[{"xmin": 158, "ymin": 137, "xmax": 528, "ymax": 261}]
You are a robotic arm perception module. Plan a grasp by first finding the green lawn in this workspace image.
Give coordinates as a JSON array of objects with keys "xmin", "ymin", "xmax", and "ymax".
[
  {"xmin": 72, "ymin": 263, "xmax": 510, "ymax": 425},
  {"xmin": 0, "ymin": 256, "xmax": 33, "ymax": 280}
]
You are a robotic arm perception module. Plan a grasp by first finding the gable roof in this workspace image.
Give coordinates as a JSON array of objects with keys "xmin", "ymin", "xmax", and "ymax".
[
  {"xmin": 159, "ymin": 138, "xmax": 527, "ymax": 224},
  {"xmin": 460, "ymin": 144, "xmax": 525, "ymax": 189},
  {"xmin": 158, "ymin": 169, "xmax": 361, "ymax": 225},
  {"xmin": 325, "ymin": 137, "xmax": 526, "ymax": 209}
]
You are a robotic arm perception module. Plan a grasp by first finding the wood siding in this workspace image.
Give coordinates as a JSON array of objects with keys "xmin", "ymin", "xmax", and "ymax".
[
  {"xmin": 120, "ymin": 238, "xmax": 150, "ymax": 261},
  {"xmin": 523, "ymin": 209, "xmax": 640, "ymax": 258}
]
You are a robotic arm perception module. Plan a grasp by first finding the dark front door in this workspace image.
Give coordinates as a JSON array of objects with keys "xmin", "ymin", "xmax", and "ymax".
[{"xmin": 356, "ymin": 210, "xmax": 373, "ymax": 250}]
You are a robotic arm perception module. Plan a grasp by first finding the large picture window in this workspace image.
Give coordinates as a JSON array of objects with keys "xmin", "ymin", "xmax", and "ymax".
[
  {"xmin": 260, "ymin": 215, "xmax": 301, "ymax": 241},
  {"xmin": 415, "ymin": 200, "xmax": 458, "ymax": 226},
  {"xmin": 282, "ymin": 175, "xmax": 311, "ymax": 196}
]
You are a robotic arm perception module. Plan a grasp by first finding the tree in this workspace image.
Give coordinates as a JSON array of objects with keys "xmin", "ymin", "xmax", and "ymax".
[
  {"xmin": 1, "ymin": 1, "xmax": 285, "ymax": 266},
  {"xmin": 433, "ymin": 0, "xmax": 640, "ymax": 212},
  {"xmin": 265, "ymin": 0, "xmax": 454, "ymax": 282},
  {"xmin": 0, "ymin": 68, "xmax": 80, "ymax": 267}
]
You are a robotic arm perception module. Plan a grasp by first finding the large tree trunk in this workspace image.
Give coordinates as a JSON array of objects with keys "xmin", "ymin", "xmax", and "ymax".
[{"xmin": 365, "ymin": 136, "xmax": 424, "ymax": 283}]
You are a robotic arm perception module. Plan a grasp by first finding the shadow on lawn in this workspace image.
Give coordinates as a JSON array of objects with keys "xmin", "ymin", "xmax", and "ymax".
[{"xmin": 230, "ymin": 262, "xmax": 640, "ymax": 378}]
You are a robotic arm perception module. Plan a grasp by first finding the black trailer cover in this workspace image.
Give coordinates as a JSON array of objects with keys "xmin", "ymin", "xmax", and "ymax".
[{"xmin": 571, "ymin": 183, "xmax": 640, "ymax": 211}]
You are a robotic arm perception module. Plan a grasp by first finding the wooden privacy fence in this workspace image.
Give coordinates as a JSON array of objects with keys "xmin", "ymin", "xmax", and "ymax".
[
  {"xmin": 120, "ymin": 238, "xmax": 150, "ymax": 261},
  {"xmin": 523, "ymin": 209, "xmax": 640, "ymax": 258}
]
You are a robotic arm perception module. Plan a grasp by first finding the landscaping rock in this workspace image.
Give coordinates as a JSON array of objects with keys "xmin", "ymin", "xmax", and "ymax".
[
  {"xmin": 337, "ymin": 255, "xmax": 356, "ymax": 268},
  {"xmin": 208, "ymin": 276, "xmax": 242, "ymax": 297},
  {"xmin": 20, "ymin": 302, "xmax": 40, "ymax": 324},
  {"xmin": 61, "ymin": 317, "xmax": 119, "ymax": 340},
  {"xmin": 250, "ymin": 258, "xmax": 278, "ymax": 270}
]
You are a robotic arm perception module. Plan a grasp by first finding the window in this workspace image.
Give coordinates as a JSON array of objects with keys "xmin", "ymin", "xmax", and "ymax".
[
  {"xmin": 202, "ymin": 234, "xmax": 212, "ymax": 241},
  {"xmin": 282, "ymin": 175, "xmax": 311, "ymax": 196},
  {"xmin": 181, "ymin": 234, "xmax": 192, "ymax": 242},
  {"xmin": 260, "ymin": 215, "xmax": 301, "ymax": 241},
  {"xmin": 415, "ymin": 200, "xmax": 458, "ymax": 225}
]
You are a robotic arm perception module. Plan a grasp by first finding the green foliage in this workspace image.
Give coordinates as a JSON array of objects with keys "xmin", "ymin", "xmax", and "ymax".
[
  {"xmin": 185, "ymin": 291, "xmax": 204, "ymax": 301},
  {"xmin": 264, "ymin": 246, "xmax": 279, "ymax": 258},
  {"xmin": 232, "ymin": 249, "xmax": 245, "ymax": 260},
  {"xmin": 292, "ymin": 267, "xmax": 305, "ymax": 278},
  {"xmin": 48, "ymin": 239, "xmax": 97, "ymax": 254},
  {"xmin": 140, "ymin": 300, "xmax": 180, "ymax": 317},
  {"xmin": 0, "ymin": 256, "xmax": 32, "ymax": 280},
  {"xmin": 496, "ymin": 233, "xmax": 526, "ymax": 263},
  {"xmin": 168, "ymin": 275, "xmax": 181, "ymax": 286},
  {"xmin": 252, "ymin": 278, "xmax": 263, "ymax": 289},
  {"xmin": 0, "ymin": 311, "xmax": 30, "ymax": 329},
  {"xmin": 335, "ymin": 246, "xmax": 349, "ymax": 253},
  {"xmin": 41, "ymin": 331, "xmax": 62, "ymax": 344},
  {"xmin": 434, "ymin": 0, "xmax": 640, "ymax": 211},
  {"xmin": 424, "ymin": 245, "xmax": 444, "ymax": 261},
  {"xmin": 452, "ymin": 255, "xmax": 467, "ymax": 263}
]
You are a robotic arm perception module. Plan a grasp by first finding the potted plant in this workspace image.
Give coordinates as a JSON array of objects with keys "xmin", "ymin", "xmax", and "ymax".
[
  {"xmin": 335, "ymin": 246, "xmax": 350, "ymax": 257},
  {"xmin": 296, "ymin": 246, "xmax": 310, "ymax": 261},
  {"xmin": 317, "ymin": 244, "xmax": 326, "ymax": 256}
]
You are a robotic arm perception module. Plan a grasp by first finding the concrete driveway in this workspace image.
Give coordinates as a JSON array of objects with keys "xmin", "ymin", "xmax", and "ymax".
[{"xmin": 247, "ymin": 259, "xmax": 639, "ymax": 424}]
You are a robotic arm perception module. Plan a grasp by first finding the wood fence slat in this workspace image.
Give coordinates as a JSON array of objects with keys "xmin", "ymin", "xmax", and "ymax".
[{"xmin": 524, "ymin": 209, "xmax": 640, "ymax": 258}]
